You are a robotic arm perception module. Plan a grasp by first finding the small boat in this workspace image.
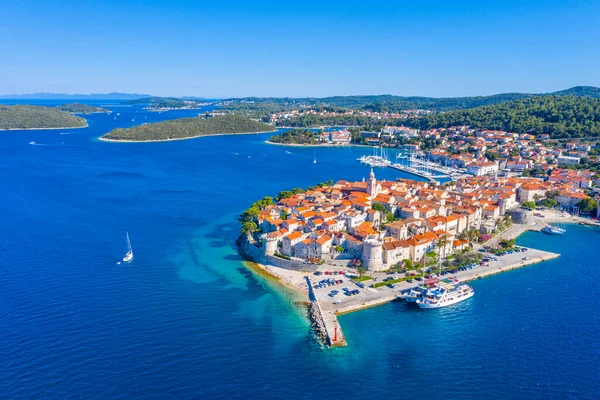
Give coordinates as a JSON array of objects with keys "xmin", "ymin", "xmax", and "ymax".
[
  {"xmin": 313, "ymin": 151, "xmax": 317, "ymax": 164},
  {"xmin": 542, "ymin": 225, "xmax": 565, "ymax": 235},
  {"xmin": 123, "ymin": 232, "xmax": 134, "ymax": 262}
]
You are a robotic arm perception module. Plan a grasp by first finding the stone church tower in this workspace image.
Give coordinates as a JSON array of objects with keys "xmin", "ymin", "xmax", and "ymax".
[{"xmin": 366, "ymin": 169, "xmax": 379, "ymax": 197}]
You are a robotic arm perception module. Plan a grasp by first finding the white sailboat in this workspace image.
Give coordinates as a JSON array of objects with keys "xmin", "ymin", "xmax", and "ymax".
[
  {"xmin": 542, "ymin": 208, "xmax": 566, "ymax": 235},
  {"xmin": 123, "ymin": 232, "xmax": 134, "ymax": 262}
]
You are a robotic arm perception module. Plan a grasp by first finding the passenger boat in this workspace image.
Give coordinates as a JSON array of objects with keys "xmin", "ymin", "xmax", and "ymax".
[{"xmin": 416, "ymin": 283, "xmax": 474, "ymax": 309}]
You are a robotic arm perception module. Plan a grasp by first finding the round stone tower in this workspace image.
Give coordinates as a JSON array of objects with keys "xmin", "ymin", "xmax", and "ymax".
[
  {"xmin": 261, "ymin": 234, "xmax": 279, "ymax": 256},
  {"xmin": 362, "ymin": 237, "xmax": 384, "ymax": 272}
]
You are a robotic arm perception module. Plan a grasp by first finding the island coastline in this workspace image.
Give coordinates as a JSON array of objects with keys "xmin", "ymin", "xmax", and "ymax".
[
  {"xmin": 0, "ymin": 123, "xmax": 88, "ymax": 131},
  {"xmin": 98, "ymin": 129, "xmax": 277, "ymax": 143},
  {"xmin": 265, "ymin": 139, "xmax": 371, "ymax": 148}
]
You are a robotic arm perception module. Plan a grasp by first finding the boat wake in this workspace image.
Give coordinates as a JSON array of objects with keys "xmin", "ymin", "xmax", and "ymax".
[
  {"xmin": 59, "ymin": 132, "xmax": 75, "ymax": 135},
  {"xmin": 29, "ymin": 141, "xmax": 80, "ymax": 148}
]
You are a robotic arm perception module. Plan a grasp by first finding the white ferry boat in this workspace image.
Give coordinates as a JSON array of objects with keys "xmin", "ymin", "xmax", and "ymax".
[{"xmin": 416, "ymin": 283, "xmax": 474, "ymax": 309}]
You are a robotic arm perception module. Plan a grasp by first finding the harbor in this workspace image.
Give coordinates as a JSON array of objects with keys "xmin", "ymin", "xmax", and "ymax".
[{"xmin": 309, "ymin": 241, "xmax": 560, "ymax": 347}]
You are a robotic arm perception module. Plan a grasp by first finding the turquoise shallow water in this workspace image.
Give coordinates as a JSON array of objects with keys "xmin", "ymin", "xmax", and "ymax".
[{"xmin": 0, "ymin": 102, "xmax": 598, "ymax": 399}]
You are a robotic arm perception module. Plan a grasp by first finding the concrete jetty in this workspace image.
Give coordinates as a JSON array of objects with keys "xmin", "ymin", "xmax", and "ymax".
[
  {"xmin": 388, "ymin": 164, "xmax": 440, "ymax": 182},
  {"xmin": 306, "ymin": 277, "xmax": 346, "ymax": 347},
  {"xmin": 310, "ymin": 241, "xmax": 560, "ymax": 347}
]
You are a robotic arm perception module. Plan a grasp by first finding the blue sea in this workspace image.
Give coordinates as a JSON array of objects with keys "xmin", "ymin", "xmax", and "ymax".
[{"xmin": 0, "ymin": 102, "xmax": 598, "ymax": 399}]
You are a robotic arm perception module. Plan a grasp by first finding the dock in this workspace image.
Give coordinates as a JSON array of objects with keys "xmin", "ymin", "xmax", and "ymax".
[
  {"xmin": 388, "ymin": 164, "xmax": 442, "ymax": 182},
  {"xmin": 310, "ymin": 241, "xmax": 560, "ymax": 347}
]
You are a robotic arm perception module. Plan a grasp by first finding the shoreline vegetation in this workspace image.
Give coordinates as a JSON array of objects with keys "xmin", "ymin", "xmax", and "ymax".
[
  {"xmin": 54, "ymin": 103, "xmax": 109, "ymax": 114},
  {"xmin": 0, "ymin": 104, "xmax": 89, "ymax": 130},
  {"xmin": 100, "ymin": 114, "xmax": 276, "ymax": 142},
  {"xmin": 264, "ymin": 140, "xmax": 369, "ymax": 148},
  {"xmin": 0, "ymin": 123, "xmax": 89, "ymax": 131},
  {"xmin": 267, "ymin": 128, "xmax": 323, "ymax": 145},
  {"xmin": 266, "ymin": 127, "xmax": 367, "ymax": 146}
]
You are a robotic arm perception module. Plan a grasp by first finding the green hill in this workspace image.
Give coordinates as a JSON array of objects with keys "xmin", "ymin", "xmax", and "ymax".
[
  {"xmin": 55, "ymin": 103, "xmax": 109, "ymax": 114},
  {"xmin": 409, "ymin": 95, "xmax": 600, "ymax": 138},
  {"xmin": 121, "ymin": 96, "xmax": 198, "ymax": 109},
  {"xmin": 0, "ymin": 105, "xmax": 87, "ymax": 130},
  {"xmin": 551, "ymin": 86, "xmax": 600, "ymax": 98},
  {"xmin": 224, "ymin": 86, "xmax": 600, "ymax": 115},
  {"xmin": 101, "ymin": 114, "xmax": 276, "ymax": 142}
]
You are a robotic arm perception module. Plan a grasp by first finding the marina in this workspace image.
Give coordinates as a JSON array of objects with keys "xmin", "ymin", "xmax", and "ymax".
[{"xmin": 358, "ymin": 148, "xmax": 467, "ymax": 182}]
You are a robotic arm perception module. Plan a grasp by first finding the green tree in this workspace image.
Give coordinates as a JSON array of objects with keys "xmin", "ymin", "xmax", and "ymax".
[
  {"xmin": 241, "ymin": 221, "xmax": 258, "ymax": 235},
  {"xmin": 357, "ymin": 266, "xmax": 366, "ymax": 280},
  {"xmin": 402, "ymin": 259, "xmax": 413, "ymax": 270},
  {"xmin": 372, "ymin": 202, "xmax": 395, "ymax": 222},
  {"xmin": 521, "ymin": 201, "xmax": 536, "ymax": 210},
  {"xmin": 500, "ymin": 238, "xmax": 516, "ymax": 249},
  {"xmin": 576, "ymin": 197, "xmax": 598, "ymax": 214},
  {"xmin": 539, "ymin": 198, "xmax": 558, "ymax": 208}
]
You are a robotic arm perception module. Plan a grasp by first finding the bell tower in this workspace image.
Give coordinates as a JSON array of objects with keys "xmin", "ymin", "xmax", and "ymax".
[{"xmin": 367, "ymin": 168, "xmax": 377, "ymax": 196}]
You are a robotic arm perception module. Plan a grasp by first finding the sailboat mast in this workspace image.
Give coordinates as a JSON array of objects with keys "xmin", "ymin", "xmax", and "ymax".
[{"xmin": 126, "ymin": 232, "xmax": 132, "ymax": 252}]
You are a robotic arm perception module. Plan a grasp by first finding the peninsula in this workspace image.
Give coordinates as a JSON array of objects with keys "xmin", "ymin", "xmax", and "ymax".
[
  {"xmin": 268, "ymin": 127, "xmax": 358, "ymax": 146},
  {"xmin": 100, "ymin": 114, "xmax": 276, "ymax": 142},
  {"xmin": 238, "ymin": 171, "xmax": 572, "ymax": 346},
  {"xmin": 0, "ymin": 104, "xmax": 87, "ymax": 130}
]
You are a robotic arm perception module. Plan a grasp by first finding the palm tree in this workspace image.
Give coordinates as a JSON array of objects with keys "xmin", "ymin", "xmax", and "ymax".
[
  {"xmin": 357, "ymin": 266, "xmax": 366, "ymax": 281},
  {"xmin": 436, "ymin": 236, "xmax": 449, "ymax": 259}
]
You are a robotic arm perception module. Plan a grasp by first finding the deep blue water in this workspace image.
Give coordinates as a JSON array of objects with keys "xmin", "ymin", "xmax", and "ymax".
[{"xmin": 0, "ymin": 103, "xmax": 598, "ymax": 399}]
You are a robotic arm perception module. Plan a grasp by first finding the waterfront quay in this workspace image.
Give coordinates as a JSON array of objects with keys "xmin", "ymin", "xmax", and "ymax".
[
  {"xmin": 310, "ymin": 243, "xmax": 559, "ymax": 347},
  {"xmin": 388, "ymin": 163, "xmax": 441, "ymax": 182}
]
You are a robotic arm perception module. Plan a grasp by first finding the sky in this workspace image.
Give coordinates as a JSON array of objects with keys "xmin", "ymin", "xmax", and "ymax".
[{"xmin": 1, "ymin": 0, "xmax": 599, "ymax": 98}]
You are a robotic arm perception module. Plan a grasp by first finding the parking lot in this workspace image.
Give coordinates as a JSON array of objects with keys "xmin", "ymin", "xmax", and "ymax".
[{"xmin": 311, "ymin": 246, "xmax": 559, "ymax": 314}]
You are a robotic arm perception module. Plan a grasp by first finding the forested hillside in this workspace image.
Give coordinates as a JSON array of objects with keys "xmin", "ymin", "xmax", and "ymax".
[{"xmin": 409, "ymin": 96, "xmax": 600, "ymax": 138}]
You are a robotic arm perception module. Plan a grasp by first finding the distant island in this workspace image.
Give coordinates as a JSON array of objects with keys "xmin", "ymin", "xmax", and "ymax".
[
  {"xmin": 100, "ymin": 114, "xmax": 276, "ymax": 142},
  {"xmin": 121, "ymin": 96, "xmax": 209, "ymax": 111},
  {"xmin": 0, "ymin": 92, "xmax": 151, "ymax": 100},
  {"xmin": 54, "ymin": 103, "xmax": 109, "ymax": 114},
  {"xmin": 0, "ymin": 105, "xmax": 87, "ymax": 130}
]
